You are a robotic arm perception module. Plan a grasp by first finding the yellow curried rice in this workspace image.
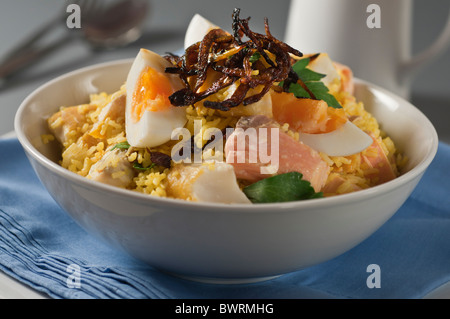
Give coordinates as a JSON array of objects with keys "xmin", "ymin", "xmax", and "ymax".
[{"xmin": 45, "ymin": 74, "xmax": 405, "ymax": 200}]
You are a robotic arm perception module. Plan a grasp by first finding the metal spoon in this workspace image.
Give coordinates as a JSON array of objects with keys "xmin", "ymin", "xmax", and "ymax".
[{"xmin": 0, "ymin": 0, "xmax": 149, "ymax": 81}]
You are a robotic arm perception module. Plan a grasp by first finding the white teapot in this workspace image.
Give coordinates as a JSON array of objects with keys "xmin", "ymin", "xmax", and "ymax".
[{"xmin": 285, "ymin": 0, "xmax": 450, "ymax": 99}]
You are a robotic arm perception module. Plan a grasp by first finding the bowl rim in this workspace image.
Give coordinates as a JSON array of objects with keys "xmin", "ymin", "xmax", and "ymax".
[{"xmin": 14, "ymin": 58, "xmax": 439, "ymax": 213}]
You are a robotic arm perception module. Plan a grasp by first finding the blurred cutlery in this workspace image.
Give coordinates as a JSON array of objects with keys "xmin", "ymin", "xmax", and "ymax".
[{"xmin": 0, "ymin": 0, "xmax": 149, "ymax": 83}]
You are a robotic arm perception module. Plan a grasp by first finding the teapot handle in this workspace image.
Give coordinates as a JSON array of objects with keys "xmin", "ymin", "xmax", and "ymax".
[{"xmin": 400, "ymin": 6, "xmax": 450, "ymax": 80}]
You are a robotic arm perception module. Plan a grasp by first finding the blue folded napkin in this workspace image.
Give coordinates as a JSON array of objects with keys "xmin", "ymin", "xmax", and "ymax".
[{"xmin": 0, "ymin": 137, "xmax": 449, "ymax": 299}]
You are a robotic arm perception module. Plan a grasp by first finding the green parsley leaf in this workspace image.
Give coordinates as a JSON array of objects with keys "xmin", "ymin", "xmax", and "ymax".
[
  {"xmin": 249, "ymin": 52, "xmax": 261, "ymax": 63},
  {"xmin": 243, "ymin": 172, "xmax": 323, "ymax": 203},
  {"xmin": 283, "ymin": 57, "xmax": 343, "ymax": 109},
  {"xmin": 111, "ymin": 141, "xmax": 130, "ymax": 151},
  {"xmin": 303, "ymin": 81, "xmax": 342, "ymax": 109},
  {"xmin": 297, "ymin": 67, "xmax": 326, "ymax": 82},
  {"xmin": 288, "ymin": 83, "xmax": 310, "ymax": 98},
  {"xmin": 291, "ymin": 57, "xmax": 310, "ymax": 73}
]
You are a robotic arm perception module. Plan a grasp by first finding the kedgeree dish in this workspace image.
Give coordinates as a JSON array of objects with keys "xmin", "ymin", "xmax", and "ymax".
[{"xmin": 45, "ymin": 9, "xmax": 406, "ymax": 204}]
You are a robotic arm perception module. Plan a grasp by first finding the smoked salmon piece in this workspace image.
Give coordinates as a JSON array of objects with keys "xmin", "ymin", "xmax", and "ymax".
[
  {"xmin": 334, "ymin": 62, "xmax": 354, "ymax": 95},
  {"xmin": 321, "ymin": 173, "xmax": 363, "ymax": 196},
  {"xmin": 271, "ymin": 92, "xmax": 347, "ymax": 134},
  {"xmin": 224, "ymin": 115, "xmax": 330, "ymax": 192},
  {"xmin": 362, "ymin": 135, "xmax": 398, "ymax": 185}
]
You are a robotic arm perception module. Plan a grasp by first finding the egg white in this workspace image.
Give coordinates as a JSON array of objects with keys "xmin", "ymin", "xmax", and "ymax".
[
  {"xmin": 298, "ymin": 121, "xmax": 373, "ymax": 156},
  {"xmin": 125, "ymin": 49, "xmax": 187, "ymax": 148},
  {"xmin": 192, "ymin": 162, "xmax": 251, "ymax": 204},
  {"xmin": 184, "ymin": 14, "xmax": 220, "ymax": 49},
  {"xmin": 307, "ymin": 53, "xmax": 341, "ymax": 87}
]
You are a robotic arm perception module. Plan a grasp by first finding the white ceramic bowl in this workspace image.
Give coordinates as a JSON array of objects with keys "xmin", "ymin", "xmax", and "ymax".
[{"xmin": 15, "ymin": 59, "xmax": 438, "ymax": 283}]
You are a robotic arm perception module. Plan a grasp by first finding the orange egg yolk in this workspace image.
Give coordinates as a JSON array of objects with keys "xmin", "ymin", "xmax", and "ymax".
[{"xmin": 131, "ymin": 66, "xmax": 175, "ymax": 122}]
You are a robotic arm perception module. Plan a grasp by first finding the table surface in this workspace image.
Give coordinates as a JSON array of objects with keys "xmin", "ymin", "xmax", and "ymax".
[{"xmin": 0, "ymin": 0, "xmax": 449, "ymax": 299}]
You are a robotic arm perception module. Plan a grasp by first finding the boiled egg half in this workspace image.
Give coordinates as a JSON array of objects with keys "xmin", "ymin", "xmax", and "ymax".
[
  {"xmin": 125, "ymin": 49, "xmax": 187, "ymax": 148},
  {"xmin": 184, "ymin": 13, "xmax": 220, "ymax": 49},
  {"xmin": 298, "ymin": 121, "xmax": 373, "ymax": 156}
]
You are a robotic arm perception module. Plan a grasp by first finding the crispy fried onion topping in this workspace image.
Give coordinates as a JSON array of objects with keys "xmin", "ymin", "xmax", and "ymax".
[{"xmin": 164, "ymin": 8, "xmax": 303, "ymax": 111}]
